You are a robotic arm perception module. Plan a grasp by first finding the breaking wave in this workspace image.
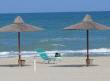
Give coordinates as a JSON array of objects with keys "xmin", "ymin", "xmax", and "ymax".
[{"xmin": 0, "ymin": 48, "xmax": 110, "ymax": 57}]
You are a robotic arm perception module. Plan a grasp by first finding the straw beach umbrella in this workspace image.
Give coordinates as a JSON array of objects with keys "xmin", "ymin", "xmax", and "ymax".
[
  {"xmin": 63, "ymin": 14, "xmax": 110, "ymax": 66},
  {"xmin": 0, "ymin": 16, "xmax": 43, "ymax": 66}
]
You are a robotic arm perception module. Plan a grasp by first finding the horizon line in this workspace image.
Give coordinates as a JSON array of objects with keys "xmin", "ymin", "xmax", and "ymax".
[{"xmin": 0, "ymin": 10, "xmax": 110, "ymax": 14}]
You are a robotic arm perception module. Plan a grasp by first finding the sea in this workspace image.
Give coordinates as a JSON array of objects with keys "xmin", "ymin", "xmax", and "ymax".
[{"xmin": 0, "ymin": 11, "xmax": 110, "ymax": 57}]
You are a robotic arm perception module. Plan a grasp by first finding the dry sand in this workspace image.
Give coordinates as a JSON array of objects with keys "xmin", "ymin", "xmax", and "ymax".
[{"xmin": 0, "ymin": 57, "xmax": 110, "ymax": 81}]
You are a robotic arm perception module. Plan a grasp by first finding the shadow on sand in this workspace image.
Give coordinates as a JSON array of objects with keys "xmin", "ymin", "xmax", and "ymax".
[
  {"xmin": 50, "ymin": 64, "xmax": 98, "ymax": 67},
  {"xmin": 0, "ymin": 64, "xmax": 31, "ymax": 67}
]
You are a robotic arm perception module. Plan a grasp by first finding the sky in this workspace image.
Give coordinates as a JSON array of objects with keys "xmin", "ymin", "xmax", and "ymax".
[{"xmin": 0, "ymin": 0, "xmax": 110, "ymax": 13}]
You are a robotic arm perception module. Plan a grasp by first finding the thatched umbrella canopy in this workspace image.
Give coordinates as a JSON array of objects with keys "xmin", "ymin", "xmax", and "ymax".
[
  {"xmin": 0, "ymin": 16, "xmax": 44, "ymax": 66},
  {"xmin": 63, "ymin": 14, "xmax": 110, "ymax": 66}
]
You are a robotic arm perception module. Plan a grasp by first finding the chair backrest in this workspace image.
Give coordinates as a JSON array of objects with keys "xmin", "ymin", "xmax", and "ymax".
[{"xmin": 40, "ymin": 53, "xmax": 49, "ymax": 60}]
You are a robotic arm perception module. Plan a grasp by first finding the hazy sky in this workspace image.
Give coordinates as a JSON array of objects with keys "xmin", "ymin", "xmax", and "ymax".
[{"xmin": 0, "ymin": 0, "xmax": 109, "ymax": 13}]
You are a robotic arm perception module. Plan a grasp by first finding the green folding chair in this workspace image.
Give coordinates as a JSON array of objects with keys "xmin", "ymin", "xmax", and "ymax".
[{"xmin": 40, "ymin": 53, "xmax": 56, "ymax": 64}]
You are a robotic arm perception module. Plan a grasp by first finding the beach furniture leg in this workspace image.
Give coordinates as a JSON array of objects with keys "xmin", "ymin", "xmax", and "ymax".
[
  {"xmin": 48, "ymin": 60, "xmax": 50, "ymax": 64},
  {"xmin": 18, "ymin": 60, "xmax": 22, "ymax": 66}
]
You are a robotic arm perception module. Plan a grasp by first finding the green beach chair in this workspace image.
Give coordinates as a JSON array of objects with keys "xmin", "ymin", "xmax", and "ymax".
[
  {"xmin": 40, "ymin": 53, "xmax": 56, "ymax": 64},
  {"xmin": 34, "ymin": 49, "xmax": 45, "ymax": 57}
]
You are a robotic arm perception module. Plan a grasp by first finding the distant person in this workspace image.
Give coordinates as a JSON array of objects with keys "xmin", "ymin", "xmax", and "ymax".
[
  {"xmin": 55, "ymin": 53, "xmax": 62, "ymax": 63},
  {"xmin": 55, "ymin": 53, "xmax": 61, "ymax": 57}
]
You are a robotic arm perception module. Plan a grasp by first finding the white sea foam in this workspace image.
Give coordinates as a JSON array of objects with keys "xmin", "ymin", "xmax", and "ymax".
[
  {"xmin": 40, "ymin": 38, "xmax": 85, "ymax": 43},
  {"xmin": 0, "ymin": 48, "xmax": 110, "ymax": 57},
  {"xmin": 51, "ymin": 44, "xmax": 65, "ymax": 47},
  {"xmin": 51, "ymin": 38, "xmax": 85, "ymax": 41}
]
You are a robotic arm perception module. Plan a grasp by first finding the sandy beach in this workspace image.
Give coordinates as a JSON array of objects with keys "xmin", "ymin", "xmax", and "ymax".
[{"xmin": 0, "ymin": 57, "xmax": 109, "ymax": 81}]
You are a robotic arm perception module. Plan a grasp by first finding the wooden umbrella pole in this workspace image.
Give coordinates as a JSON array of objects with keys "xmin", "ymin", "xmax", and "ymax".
[
  {"xmin": 86, "ymin": 30, "xmax": 90, "ymax": 66},
  {"xmin": 18, "ymin": 32, "xmax": 22, "ymax": 66}
]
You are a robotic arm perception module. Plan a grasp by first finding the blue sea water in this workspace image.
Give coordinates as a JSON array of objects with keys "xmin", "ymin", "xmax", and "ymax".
[{"xmin": 0, "ymin": 11, "xmax": 110, "ymax": 57}]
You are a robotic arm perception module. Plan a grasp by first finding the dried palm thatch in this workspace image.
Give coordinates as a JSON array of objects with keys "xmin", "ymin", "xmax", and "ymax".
[
  {"xmin": 64, "ymin": 14, "xmax": 110, "ymax": 30},
  {"xmin": 0, "ymin": 16, "xmax": 43, "ymax": 32}
]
